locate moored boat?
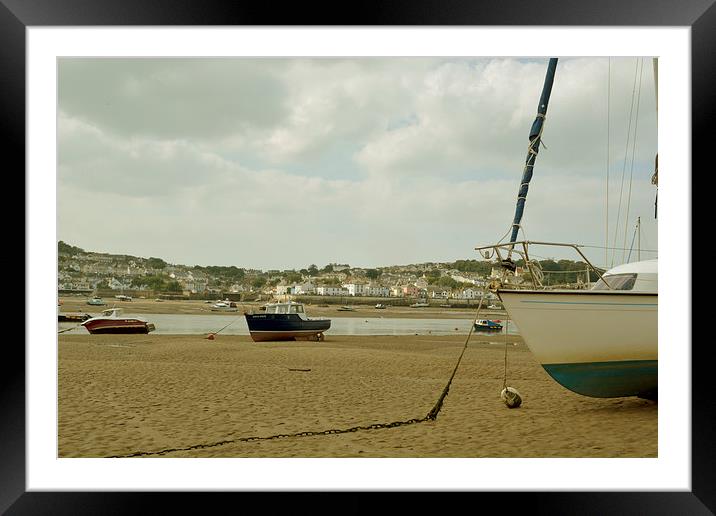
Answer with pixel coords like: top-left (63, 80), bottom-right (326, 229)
top-left (496, 259), bottom-right (657, 399)
top-left (474, 319), bottom-right (503, 331)
top-left (86, 296), bottom-right (106, 306)
top-left (81, 308), bottom-right (156, 334)
top-left (210, 300), bottom-right (238, 312)
top-left (245, 301), bottom-right (330, 342)
top-left (473, 57), bottom-right (658, 400)
top-left (58, 312), bottom-right (92, 323)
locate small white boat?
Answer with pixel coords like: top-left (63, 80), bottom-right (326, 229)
top-left (210, 300), bottom-right (238, 312)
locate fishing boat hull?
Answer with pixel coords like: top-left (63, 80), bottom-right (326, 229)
top-left (245, 313), bottom-right (331, 342)
top-left (498, 289), bottom-right (657, 398)
top-left (81, 319), bottom-right (155, 334)
top-left (474, 323), bottom-right (502, 331)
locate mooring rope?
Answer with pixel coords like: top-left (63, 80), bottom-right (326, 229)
top-left (107, 297), bottom-right (489, 458)
top-left (58, 324), bottom-right (83, 334)
top-left (425, 295), bottom-right (485, 420)
top-left (208, 317), bottom-right (241, 336)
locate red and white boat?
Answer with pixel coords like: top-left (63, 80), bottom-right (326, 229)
top-left (81, 308), bottom-right (156, 334)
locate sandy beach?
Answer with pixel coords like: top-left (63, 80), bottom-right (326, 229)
top-left (58, 332), bottom-right (657, 458)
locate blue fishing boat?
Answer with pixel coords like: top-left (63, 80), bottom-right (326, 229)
top-left (245, 301), bottom-right (331, 342)
top-left (474, 319), bottom-right (503, 331)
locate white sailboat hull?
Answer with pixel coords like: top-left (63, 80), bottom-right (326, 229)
top-left (498, 289), bottom-right (657, 398)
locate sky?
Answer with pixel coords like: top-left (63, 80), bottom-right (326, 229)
top-left (57, 57), bottom-right (658, 271)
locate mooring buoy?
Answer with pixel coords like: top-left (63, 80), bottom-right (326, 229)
top-left (501, 386), bottom-right (522, 408)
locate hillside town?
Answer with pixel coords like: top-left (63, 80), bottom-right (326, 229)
top-left (58, 241), bottom-right (594, 302)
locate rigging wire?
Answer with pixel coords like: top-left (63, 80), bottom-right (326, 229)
top-left (605, 57), bottom-right (611, 270)
top-left (622, 58), bottom-right (644, 263)
top-left (611, 58), bottom-right (640, 268)
top-left (626, 219), bottom-right (639, 263)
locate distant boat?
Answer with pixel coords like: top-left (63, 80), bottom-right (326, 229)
top-left (58, 312), bottom-right (92, 323)
top-left (245, 301), bottom-right (330, 342)
top-left (410, 302), bottom-right (429, 308)
top-left (86, 296), bottom-right (106, 306)
top-left (374, 303), bottom-right (387, 309)
top-left (337, 306), bottom-right (356, 311)
top-left (115, 294), bottom-right (133, 301)
top-left (81, 308), bottom-right (155, 334)
top-left (210, 300), bottom-right (238, 312)
top-left (474, 319), bottom-right (503, 331)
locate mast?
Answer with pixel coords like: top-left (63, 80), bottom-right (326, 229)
top-left (508, 58), bottom-right (559, 247)
top-left (651, 58), bottom-right (658, 218)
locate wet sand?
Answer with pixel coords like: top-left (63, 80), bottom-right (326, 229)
top-left (58, 333), bottom-right (657, 458)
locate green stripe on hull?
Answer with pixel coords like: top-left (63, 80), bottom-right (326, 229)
top-left (542, 360), bottom-right (657, 398)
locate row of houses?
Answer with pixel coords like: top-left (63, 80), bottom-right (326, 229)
top-left (274, 281), bottom-right (492, 300)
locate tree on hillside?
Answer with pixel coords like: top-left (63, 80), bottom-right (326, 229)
top-left (166, 280), bottom-right (182, 292)
top-left (425, 269), bottom-right (441, 283)
top-left (147, 257), bottom-right (167, 269)
top-left (58, 241), bottom-right (84, 256)
top-left (365, 269), bottom-right (382, 280)
top-left (251, 277), bottom-right (267, 289)
top-left (283, 272), bottom-right (303, 284)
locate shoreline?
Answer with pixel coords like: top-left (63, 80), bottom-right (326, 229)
top-left (58, 296), bottom-right (506, 320)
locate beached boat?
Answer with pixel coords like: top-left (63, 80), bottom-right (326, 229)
top-left (245, 301), bottom-right (330, 342)
top-left (410, 301), bottom-right (430, 308)
top-left (497, 258), bottom-right (657, 398)
top-left (474, 319), bottom-right (503, 331)
top-left (210, 300), bottom-right (238, 312)
top-left (475, 57), bottom-right (658, 399)
top-left (58, 312), bottom-right (92, 323)
top-left (86, 296), bottom-right (106, 306)
top-left (81, 308), bottom-right (156, 334)
top-left (375, 303), bottom-right (387, 309)
top-left (337, 305), bottom-right (355, 311)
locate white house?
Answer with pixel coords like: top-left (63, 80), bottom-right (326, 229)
top-left (458, 288), bottom-right (482, 300)
top-left (295, 281), bottom-right (315, 295)
top-left (343, 283), bottom-right (366, 296)
top-left (316, 286), bottom-right (349, 296)
top-left (366, 285), bottom-right (390, 297)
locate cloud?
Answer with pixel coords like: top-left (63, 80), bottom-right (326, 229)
top-left (58, 58), bottom-right (289, 140)
top-left (57, 57), bottom-right (658, 269)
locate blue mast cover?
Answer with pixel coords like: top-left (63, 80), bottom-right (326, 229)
top-left (509, 58), bottom-right (558, 243)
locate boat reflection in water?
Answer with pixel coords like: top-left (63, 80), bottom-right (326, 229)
top-left (244, 301), bottom-right (331, 342)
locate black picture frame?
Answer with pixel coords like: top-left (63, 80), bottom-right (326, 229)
top-left (6, 1), bottom-right (707, 513)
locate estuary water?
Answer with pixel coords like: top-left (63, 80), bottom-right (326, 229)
top-left (58, 313), bottom-right (520, 337)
